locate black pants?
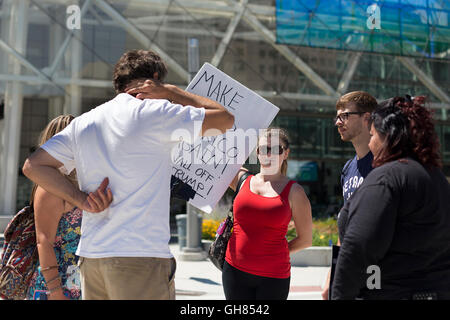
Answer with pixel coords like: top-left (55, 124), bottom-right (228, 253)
top-left (222, 261), bottom-right (290, 300)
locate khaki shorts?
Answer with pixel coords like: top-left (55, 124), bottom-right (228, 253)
top-left (78, 256), bottom-right (176, 300)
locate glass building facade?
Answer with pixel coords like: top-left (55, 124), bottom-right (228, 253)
top-left (276, 0), bottom-right (450, 58)
top-left (0, 0), bottom-right (448, 221)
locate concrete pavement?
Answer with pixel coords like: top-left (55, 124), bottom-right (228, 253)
top-left (171, 244), bottom-right (330, 300)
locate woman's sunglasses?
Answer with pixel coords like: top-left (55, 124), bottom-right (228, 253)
top-left (257, 145), bottom-right (285, 155)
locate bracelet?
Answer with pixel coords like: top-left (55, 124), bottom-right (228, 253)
top-left (46, 275), bottom-right (61, 286)
top-left (39, 265), bottom-right (58, 272)
top-left (48, 285), bottom-right (63, 294)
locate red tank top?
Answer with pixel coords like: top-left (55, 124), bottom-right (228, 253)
top-left (225, 175), bottom-right (295, 278)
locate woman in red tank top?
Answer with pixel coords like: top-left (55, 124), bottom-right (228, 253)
top-left (222, 128), bottom-right (313, 300)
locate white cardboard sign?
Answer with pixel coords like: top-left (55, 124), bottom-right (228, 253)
top-left (171, 63), bottom-right (279, 213)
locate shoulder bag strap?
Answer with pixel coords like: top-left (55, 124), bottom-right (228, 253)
top-left (230, 171), bottom-right (251, 216)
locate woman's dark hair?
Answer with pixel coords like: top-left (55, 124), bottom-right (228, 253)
top-left (370, 95), bottom-right (442, 168)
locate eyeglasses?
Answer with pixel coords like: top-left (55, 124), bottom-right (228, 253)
top-left (257, 145), bottom-right (285, 155)
top-left (334, 112), bottom-right (366, 123)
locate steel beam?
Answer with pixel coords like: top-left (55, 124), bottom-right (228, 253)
top-left (46, 0), bottom-right (92, 77)
top-left (397, 56), bottom-right (450, 104)
top-left (0, 39), bottom-right (53, 84)
top-left (0, 37), bottom-right (67, 95)
top-left (67, 26), bottom-right (83, 115)
top-left (0, 71), bottom-right (448, 112)
top-left (123, 0), bottom-right (275, 22)
top-left (0, 74), bottom-right (111, 87)
top-left (337, 52), bottom-right (362, 94)
top-left (210, 0), bottom-right (247, 67)
top-left (255, 90), bottom-right (337, 104)
top-left (131, 14), bottom-right (207, 24)
top-left (0, 0), bottom-right (29, 215)
top-left (224, 0), bottom-right (338, 97)
top-left (93, 0), bottom-right (190, 83)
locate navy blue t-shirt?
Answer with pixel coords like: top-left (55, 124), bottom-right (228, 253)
top-left (341, 151), bottom-right (373, 203)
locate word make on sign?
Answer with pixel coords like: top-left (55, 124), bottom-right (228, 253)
top-left (190, 69), bottom-right (244, 112)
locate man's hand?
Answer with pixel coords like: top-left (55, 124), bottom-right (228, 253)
top-left (125, 79), bottom-right (171, 100)
top-left (80, 177), bottom-right (113, 213)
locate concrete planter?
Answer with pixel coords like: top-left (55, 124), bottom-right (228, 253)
top-left (201, 241), bottom-right (332, 267)
top-left (290, 246), bottom-right (332, 267)
top-left (291, 247), bottom-right (331, 267)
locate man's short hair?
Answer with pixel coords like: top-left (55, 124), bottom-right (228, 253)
top-left (336, 91), bottom-right (377, 113)
top-left (113, 50), bottom-right (168, 93)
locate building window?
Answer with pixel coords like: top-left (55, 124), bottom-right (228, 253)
top-left (259, 65), bottom-right (266, 74)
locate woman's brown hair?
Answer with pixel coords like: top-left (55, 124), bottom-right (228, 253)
top-left (29, 115), bottom-right (77, 208)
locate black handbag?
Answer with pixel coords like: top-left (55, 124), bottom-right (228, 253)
top-left (208, 171), bottom-right (250, 271)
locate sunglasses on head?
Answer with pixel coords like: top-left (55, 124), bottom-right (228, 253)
top-left (257, 145), bottom-right (285, 155)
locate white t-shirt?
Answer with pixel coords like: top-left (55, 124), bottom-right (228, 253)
top-left (41, 93), bottom-right (205, 258)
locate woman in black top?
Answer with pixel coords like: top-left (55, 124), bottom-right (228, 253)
top-left (332, 96), bottom-right (450, 300)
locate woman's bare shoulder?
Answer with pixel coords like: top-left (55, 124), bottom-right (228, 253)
top-left (34, 186), bottom-right (65, 214)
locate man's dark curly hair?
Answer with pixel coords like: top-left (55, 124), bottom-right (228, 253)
top-left (113, 50), bottom-right (167, 93)
top-left (370, 95), bottom-right (442, 169)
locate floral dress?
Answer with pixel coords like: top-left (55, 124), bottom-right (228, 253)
top-left (27, 207), bottom-right (82, 300)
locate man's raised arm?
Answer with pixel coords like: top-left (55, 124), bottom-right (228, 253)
top-left (126, 79), bottom-right (235, 136)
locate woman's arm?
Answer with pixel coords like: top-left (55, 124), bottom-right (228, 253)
top-left (229, 167), bottom-right (249, 192)
top-left (33, 186), bottom-right (68, 300)
top-left (288, 183), bottom-right (313, 254)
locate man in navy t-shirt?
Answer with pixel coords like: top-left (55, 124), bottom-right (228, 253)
top-left (322, 91), bottom-right (378, 300)
top-left (341, 151), bottom-right (373, 203)
top-left (334, 91), bottom-right (378, 204)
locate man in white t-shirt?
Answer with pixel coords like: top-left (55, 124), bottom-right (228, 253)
top-left (22, 50), bottom-right (234, 300)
